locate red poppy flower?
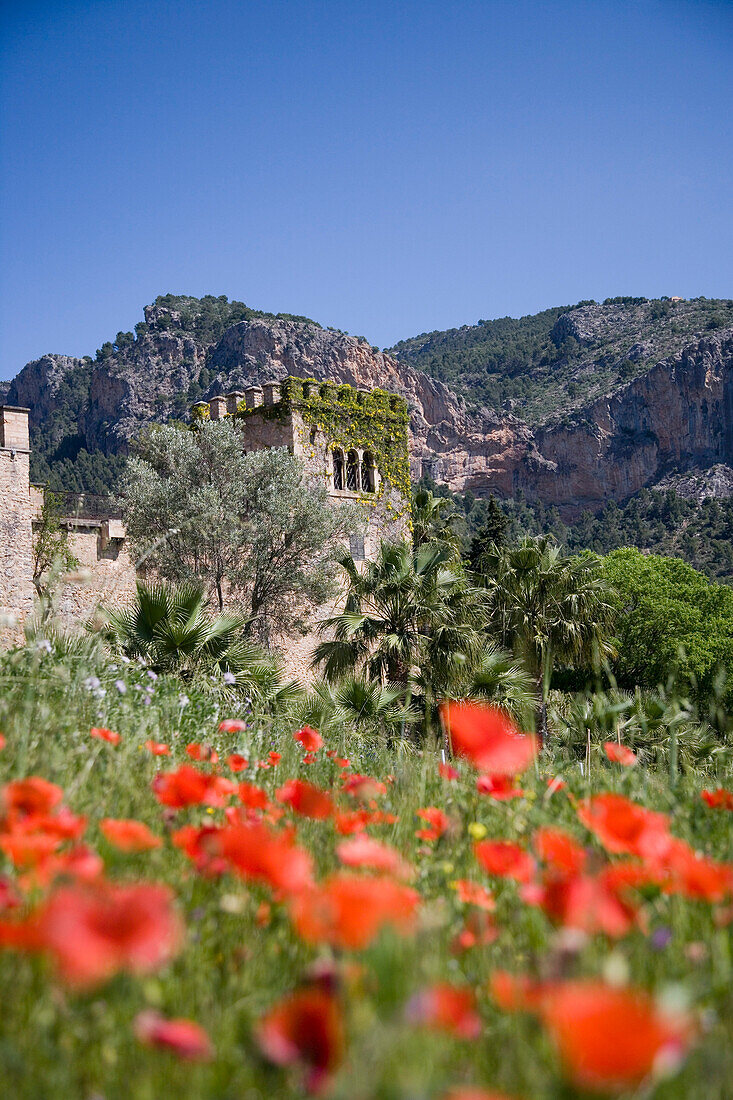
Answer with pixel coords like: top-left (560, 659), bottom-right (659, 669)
top-left (476, 775), bottom-right (523, 800)
top-left (334, 809), bottom-right (395, 835)
top-left (538, 981), bottom-right (693, 1092)
top-left (546, 776), bottom-right (566, 795)
top-left (415, 806), bottom-right (451, 841)
top-left (576, 794), bottom-right (671, 860)
top-left (236, 781), bottom-right (270, 811)
top-left (0, 832), bottom-right (61, 868)
top-left (100, 819), bottom-right (162, 853)
top-left (660, 839), bottom-right (733, 903)
top-left (256, 986), bottom-right (344, 1094)
top-left (144, 740), bottom-right (170, 756)
top-left (134, 1010), bottom-right (213, 1061)
top-left (277, 779), bottom-right (334, 820)
top-left (2, 777), bottom-right (64, 820)
top-left (226, 753), bottom-right (248, 773)
top-left (439, 762), bottom-right (460, 781)
top-left (302, 753), bottom-right (317, 765)
top-left (290, 874), bottom-right (419, 949)
top-left (533, 827), bottom-right (587, 876)
top-left (342, 774), bottom-right (387, 800)
top-left (294, 726), bottom-right (324, 752)
top-left (474, 840), bottom-right (535, 883)
top-left (16, 805), bottom-right (88, 842)
top-left (336, 835), bottom-right (412, 879)
top-left (268, 751), bottom-right (282, 766)
top-left (35, 881), bottom-right (182, 987)
top-left (45, 844), bottom-right (104, 884)
top-left (604, 742), bottom-right (637, 766)
top-left (701, 787), bottom-right (733, 811)
top-left (439, 702), bottom-right (537, 776)
top-left (489, 970), bottom-right (549, 1013)
top-left (0, 734), bottom-right (6, 751)
top-left (407, 983), bottom-right (482, 1039)
top-left (217, 822), bottom-right (314, 895)
top-left (521, 871), bottom-right (640, 938)
top-left (185, 743), bottom-right (218, 764)
top-left (152, 766), bottom-right (215, 809)
top-left (90, 727), bottom-right (120, 746)
top-left (219, 719), bottom-right (247, 733)
top-left (0, 875), bottom-right (21, 911)
top-left (453, 879), bottom-right (496, 910)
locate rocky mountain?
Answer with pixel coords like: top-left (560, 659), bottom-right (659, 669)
top-left (6, 294), bottom-right (733, 521)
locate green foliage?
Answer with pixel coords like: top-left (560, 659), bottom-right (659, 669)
top-left (121, 420), bottom-right (356, 640)
top-left (100, 580), bottom-right (288, 702)
top-left (390, 297), bottom-right (733, 423)
top-left (600, 549), bottom-right (733, 702)
top-left (31, 491), bottom-right (77, 597)
top-left (476, 537), bottom-right (616, 741)
top-left (149, 293), bottom-right (317, 345)
top-left (0, 634), bottom-right (731, 1099)
top-left (411, 487), bottom-right (462, 551)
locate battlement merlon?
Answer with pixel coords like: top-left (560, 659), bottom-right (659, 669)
top-left (189, 377), bottom-right (412, 511)
top-left (0, 406), bottom-right (30, 452)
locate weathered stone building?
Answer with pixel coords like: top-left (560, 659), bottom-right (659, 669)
top-left (0, 379), bottom-right (411, 678)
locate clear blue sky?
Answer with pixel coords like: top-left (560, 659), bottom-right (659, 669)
top-left (1, 0), bottom-right (731, 376)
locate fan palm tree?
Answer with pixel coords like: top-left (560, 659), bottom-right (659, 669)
top-left (295, 676), bottom-right (419, 741)
top-left (411, 487), bottom-right (461, 553)
top-left (479, 537), bottom-right (616, 746)
top-left (312, 540), bottom-right (490, 737)
top-left (100, 580), bottom-right (286, 701)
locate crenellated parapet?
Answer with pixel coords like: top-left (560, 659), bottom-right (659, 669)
top-left (190, 377), bottom-right (411, 555)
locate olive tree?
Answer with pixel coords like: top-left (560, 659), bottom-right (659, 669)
top-left (121, 420), bottom-right (357, 642)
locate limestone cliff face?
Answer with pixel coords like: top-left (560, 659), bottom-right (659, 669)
top-left (517, 329), bottom-right (733, 516)
top-left (7, 299), bottom-right (733, 521)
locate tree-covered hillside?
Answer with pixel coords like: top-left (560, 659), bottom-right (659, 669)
top-left (389, 296), bottom-right (733, 423)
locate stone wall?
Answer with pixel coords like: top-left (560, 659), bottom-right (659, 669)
top-left (0, 408), bottom-right (34, 645)
top-left (53, 521), bottom-right (137, 631)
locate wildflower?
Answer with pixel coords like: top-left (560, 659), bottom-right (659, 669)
top-left (474, 840), bottom-right (535, 883)
top-left (533, 827), bottom-right (587, 876)
top-left (0, 734), bottom-right (5, 751)
top-left (152, 765), bottom-right (214, 808)
top-left (294, 725), bottom-right (324, 752)
top-left (439, 762), bottom-right (460, 781)
top-left (134, 1010), bottom-right (213, 1061)
top-left (277, 779), bottom-right (334, 820)
top-left (336, 835), bottom-right (413, 879)
top-left (222, 671), bottom-right (237, 685)
top-left (538, 981), bottom-right (693, 1092)
top-left (216, 822), bottom-right (314, 895)
top-left (115, 680), bottom-right (127, 694)
top-left (290, 874), bottom-right (418, 949)
top-left (440, 1090), bottom-right (521, 1100)
top-left (451, 909), bottom-right (498, 952)
top-left (90, 727), bottom-right (120, 746)
top-left (701, 787), bottom-right (733, 811)
top-left (237, 781), bottom-right (270, 810)
top-left (144, 740), bottom-right (170, 756)
top-left (546, 776), bottom-right (566, 795)
top-left (227, 753), bottom-right (248, 772)
top-left (576, 794), bottom-right (671, 860)
top-left (476, 775), bottom-right (523, 800)
top-left (342, 774), bottom-right (386, 800)
top-left (219, 719), bottom-right (247, 733)
top-left (256, 986), bottom-right (344, 1094)
top-left (34, 881), bottom-right (182, 987)
top-left (521, 870), bottom-right (640, 938)
top-left (660, 839), bottom-right (733, 903)
top-left (439, 701), bottom-right (537, 776)
top-left (83, 676), bottom-right (101, 691)
top-left (100, 819), bottom-right (162, 852)
top-left (268, 751), bottom-right (282, 766)
top-left (2, 777), bottom-right (64, 821)
top-left (453, 879), bottom-right (495, 911)
top-left (604, 742), bottom-right (637, 766)
top-left (406, 983), bottom-right (482, 1039)
top-left (416, 807), bottom-right (452, 841)
top-left (468, 822), bottom-right (488, 841)
top-left (186, 743), bottom-right (218, 763)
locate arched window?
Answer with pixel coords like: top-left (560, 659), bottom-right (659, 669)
top-left (346, 450), bottom-right (359, 492)
top-left (361, 451), bottom-right (376, 493)
top-left (332, 448), bottom-right (345, 491)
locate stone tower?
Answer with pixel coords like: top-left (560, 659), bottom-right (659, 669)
top-left (0, 406), bottom-right (34, 639)
top-left (192, 376), bottom-right (412, 558)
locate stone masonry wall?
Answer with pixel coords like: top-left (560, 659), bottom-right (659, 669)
top-left (0, 408), bottom-right (34, 645)
top-left (53, 523), bottom-right (137, 632)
